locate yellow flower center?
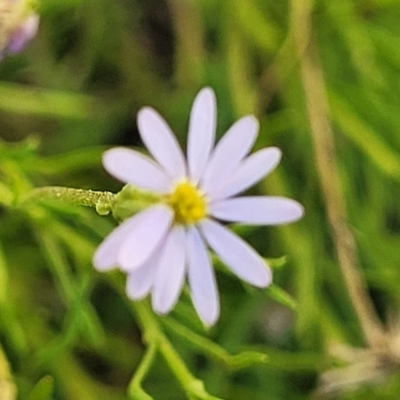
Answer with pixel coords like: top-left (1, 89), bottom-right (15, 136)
top-left (167, 181), bottom-right (207, 225)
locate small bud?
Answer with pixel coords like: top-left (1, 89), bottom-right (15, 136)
top-left (96, 201), bottom-right (112, 216)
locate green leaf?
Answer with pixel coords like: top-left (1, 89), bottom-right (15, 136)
top-left (329, 89), bottom-right (400, 180)
top-left (28, 376), bottom-right (54, 400)
top-left (234, 0), bottom-right (280, 53)
top-left (267, 256), bottom-right (288, 270)
top-left (0, 83), bottom-right (102, 120)
top-left (266, 284), bottom-right (298, 310)
top-left (163, 318), bottom-right (268, 370)
top-left (128, 387), bottom-right (154, 400)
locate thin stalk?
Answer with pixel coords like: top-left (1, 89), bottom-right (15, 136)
top-left (128, 344), bottom-right (157, 400)
top-left (20, 186), bottom-right (115, 215)
top-left (167, 0), bottom-right (204, 88)
top-left (133, 302), bottom-right (224, 400)
top-left (291, 0), bottom-right (386, 349)
top-left (162, 318), bottom-right (267, 369)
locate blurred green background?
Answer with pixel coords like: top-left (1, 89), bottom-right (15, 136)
top-left (2, 0), bottom-right (400, 399)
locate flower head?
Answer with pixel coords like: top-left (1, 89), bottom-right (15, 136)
top-left (94, 88), bottom-right (304, 326)
top-left (0, 0), bottom-right (39, 59)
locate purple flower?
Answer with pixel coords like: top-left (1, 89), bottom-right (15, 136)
top-left (93, 88), bottom-right (304, 326)
top-left (7, 14), bottom-right (39, 54)
top-left (0, 1), bottom-right (39, 59)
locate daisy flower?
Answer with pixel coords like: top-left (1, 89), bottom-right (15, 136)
top-left (93, 87), bottom-right (304, 326)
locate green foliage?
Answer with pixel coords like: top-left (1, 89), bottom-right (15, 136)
top-left (1, 0), bottom-right (400, 399)
top-left (28, 376), bottom-right (54, 400)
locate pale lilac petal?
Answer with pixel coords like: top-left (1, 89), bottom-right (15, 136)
top-left (210, 147), bottom-right (282, 201)
top-left (138, 107), bottom-right (186, 180)
top-left (152, 226), bottom-right (186, 314)
top-left (186, 226), bottom-right (220, 326)
top-left (103, 148), bottom-right (171, 192)
top-left (187, 88), bottom-right (217, 184)
top-left (126, 251), bottom-right (160, 300)
top-left (201, 116), bottom-right (259, 194)
top-left (200, 219), bottom-right (271, 287)
top-left (8, 14), bottom-right (39, 54)
top-left (209, 196), bottom-right (304, 225)
top-left (118, 205), bottom-right (173, 271)
top-left (93, 216), bottom-right (141, 271)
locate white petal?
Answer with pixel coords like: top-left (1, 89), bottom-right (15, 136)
top-left (201, 116), bottom-right (259, 195)
top-left (210, 147), bottom-right (282, 201)
top-left (138, 107), bottom-right (186, 180)
top-left (200, 219), bottom-right (271, 287)
top-left (152, 226), bottom-right (186, 314)
top-left (209, 196), bottom-right (304, 225)
top-left (103, 148), bottom-right (171, 192)
top-left (186, 226), bottom-right (220, 326)
top-left (93, 216), bottom-right (141, 271)
top-left (187, 87), bottom-right (217, 184)
top-left (118, 205), bottom-right (173, 271)
top-left (126, 251), bottom-right (160, 300)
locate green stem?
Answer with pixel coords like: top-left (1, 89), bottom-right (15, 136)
top-left (167, 0), bottom-right (204, 88)
top-left (0, 182), bottom-right (13, 207)
top-left (20, 186), bottom-right (115, 215)
top-left (133, 302), bottom-right (224, 400)
top-left (162, 319), bottom-right (267, 369)
top-left (128, 344), bottom-right (157, 400)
